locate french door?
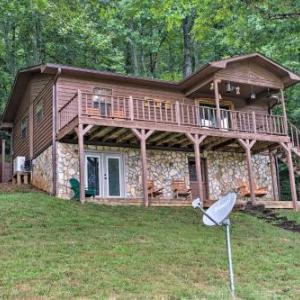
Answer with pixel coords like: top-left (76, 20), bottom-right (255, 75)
top-left (85, 153), bottom-right (124, 197)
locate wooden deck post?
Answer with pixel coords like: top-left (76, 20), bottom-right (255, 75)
top-left (75, 124), bottom-right (93, 203)
top-left (280, 142), bottom-right (298, 211)
top-left (213, 79), bottom-right (222, 129)
top-left (132, 129), bottom-right (154, 207)
top-left (280, 89), bottom-right (288, 134)
top-left (269, 150), bottom-right (279, 201)
top-left (238, 139), bottom-right (256, 204)
top-left (77, 124), bottom-right (85, 203)
top-left (186, 133), bottom-right (207, 202)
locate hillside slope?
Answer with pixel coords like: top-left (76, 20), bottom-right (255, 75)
top-left (0, 193), bottom-right (299, 299)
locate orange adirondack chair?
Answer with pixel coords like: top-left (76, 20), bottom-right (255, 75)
top-left (172, 179), bottom-right (192, 200)
top-left (147, 180), bottom-right (164, 198)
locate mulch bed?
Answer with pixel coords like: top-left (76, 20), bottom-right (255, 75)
top-left (243, 202), bottom-right (300, 233)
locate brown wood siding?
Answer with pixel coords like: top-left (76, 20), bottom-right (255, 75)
top-left (13, 83), bottom-right (30, 158)
top-left (215, 61), bottom-right (283, 89)
top-left (12, 74), bottom-right (54, 159)
top-left (57, 75), bottom-right (185, 111)
top-left (31, 74), bottom-right (54, 157)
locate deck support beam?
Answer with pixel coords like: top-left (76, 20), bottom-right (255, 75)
top-left (213, 79), bottom-right (222, 129)
top-left (132, 129), bottom-right (154, 207)
top-left (238, 139), bottom-right (256, 204)
top-left (186, 133), bottom-right (207, 201)
top-left (280, 142), bottom-right (298, 211)
top-left (75, 124), bottom-right (94, 203)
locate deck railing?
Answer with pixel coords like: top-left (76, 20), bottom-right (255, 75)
top-left (58, 92), bottom-right (79, 129)
top-left (57, 91), bottom-right (287, 136)
top-left (288, 121), bottom-right (300, 150)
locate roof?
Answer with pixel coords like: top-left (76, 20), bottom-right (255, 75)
top-left (2, 52), bottom-right (300, 122)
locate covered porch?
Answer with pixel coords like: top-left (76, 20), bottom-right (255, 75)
top-left (57, 123), bottom-right (297, 209)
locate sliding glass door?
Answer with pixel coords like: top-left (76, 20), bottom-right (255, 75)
top-left (85, 153), bottom-right (124, 198)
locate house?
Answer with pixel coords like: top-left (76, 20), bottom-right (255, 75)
top-left (1, 53), bottom-right (300, 209)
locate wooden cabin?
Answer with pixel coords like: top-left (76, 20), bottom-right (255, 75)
top-left (1, 53), bottom-right (300, 209)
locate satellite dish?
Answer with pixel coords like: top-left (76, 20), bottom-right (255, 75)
top-left (203, 192), bottom-right (236, 226)
top-left (192, 192), bottom-right (237, 296)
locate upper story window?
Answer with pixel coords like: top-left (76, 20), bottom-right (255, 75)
top-left (35, 101), bottom-right (43, 122)
top-left (92, 87), bottom-right (112, 108)
top-left (20, 117), bottom-right (28, 138)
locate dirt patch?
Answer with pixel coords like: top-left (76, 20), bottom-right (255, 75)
top-left (0, 183), bottom-right (38, 193)
top-left (243, 202), bottom-right (300, 233)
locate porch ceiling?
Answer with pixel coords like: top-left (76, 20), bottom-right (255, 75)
top-left (61, 125), bottom-right (277, 154)
top-left (188, 80), bottom-right (279, 102)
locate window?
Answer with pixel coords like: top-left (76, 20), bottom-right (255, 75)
top-left (92, 87), bottom-right (112, 115)
top-left (197, 99), bottom-right (234, 129)
top-left (21, 117), bottom-right (28, 138)
top-left (35, 101), bottom-right (43, 122)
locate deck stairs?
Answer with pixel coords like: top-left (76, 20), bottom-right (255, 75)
top-left (274, 120), bottom-right (300, 181)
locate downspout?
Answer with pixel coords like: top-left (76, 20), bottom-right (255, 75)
top-left (52, 68), bottom-right (62, 196)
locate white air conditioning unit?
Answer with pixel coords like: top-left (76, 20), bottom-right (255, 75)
top-left (13, 156), bottom-right (26, 173)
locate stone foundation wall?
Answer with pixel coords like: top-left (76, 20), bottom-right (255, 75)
top-left (56, 142), bottom-right (190, 199)
top-left (31, 146), bottom-right (53, 193)
top-left (55, 142), bottom-right (274, 200)
top-left (206, 151), bottom-right (273, 200)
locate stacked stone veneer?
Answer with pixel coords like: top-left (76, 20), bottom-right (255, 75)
top-left (31, 146), bottom-right (53, 193)
top-left (54, 142), bottom-right (273, 201)
top-left (206, 151), bottom-right (273, 200)
top-left (56, 142), bottom-right (190, 199)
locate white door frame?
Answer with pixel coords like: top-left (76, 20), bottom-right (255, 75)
top-left (104, 153), bottom-right (124, 198)
top-left (85, 152), bottom-right (125, 198)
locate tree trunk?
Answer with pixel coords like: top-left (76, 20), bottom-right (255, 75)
top-left (182, 9), bottom-right (196, 78)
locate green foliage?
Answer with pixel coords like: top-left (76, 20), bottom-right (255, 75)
top-left (0, 1), bottom-right (299, 112)
top-left (0, 192), bottom-right (300, 298)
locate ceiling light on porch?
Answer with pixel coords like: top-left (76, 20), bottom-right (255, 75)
top-left (225, 82), bottom-right (232, 93)
top-left (210, 82), bottom-right (214, 90)
top-left (250, 86), bottom-right (256, 100)
top-left (235, 86), bottom-right (240, 95)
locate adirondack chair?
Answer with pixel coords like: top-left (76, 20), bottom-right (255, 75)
top-left (69, 178), bottom-right (96, 199)
top-left (238, 181), bottom-right (268, 198)
top-left (172, 179), bottom-right (192, 200)
top-left (147, 180), bottom-right (164, 198)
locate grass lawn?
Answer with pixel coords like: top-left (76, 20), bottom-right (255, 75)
top-left (277, 210), bottom-right (300, 224)
top-left (0, 193), bottom-right (299, 299)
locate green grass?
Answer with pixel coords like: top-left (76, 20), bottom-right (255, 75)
top-left (277, 209), bottom-right (300, 224)
top-left (0, 193), bottom-right (299, 299)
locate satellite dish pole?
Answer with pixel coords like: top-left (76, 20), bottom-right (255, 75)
top-left (192, 192), bottom-right (237, 296)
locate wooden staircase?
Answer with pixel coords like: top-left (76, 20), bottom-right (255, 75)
top-left (274, 121), bottom-right (300, 201)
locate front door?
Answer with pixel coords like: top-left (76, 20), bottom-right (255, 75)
top-left (188, 157), bottom-right (208, 200)
top-left (85, 153), bottom-right (124, 197)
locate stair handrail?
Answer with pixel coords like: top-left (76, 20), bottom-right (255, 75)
top-left (288, 120), bottom-right (300, 150)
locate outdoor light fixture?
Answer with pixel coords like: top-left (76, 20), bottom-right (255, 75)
top-left (250, 86), bottom-right (256, 100)
top-left (225, 82), bottom-right (232, 93)
top-left (226, 82), bottom-right (240, 96)
top-left (210, 82), bottom-right (214, 90)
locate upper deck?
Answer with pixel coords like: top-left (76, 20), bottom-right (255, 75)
top-left (57, 89), bottom-right (288, 145)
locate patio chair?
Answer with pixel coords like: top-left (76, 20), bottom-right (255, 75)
top-left (147, 180), bottom-right (164, 198)
top-left (237, 181), bottom-right (267, 198)
top-left (172, 179), bottom-right (192, 200)
top-left (69, 178), bottom-right (96, 200)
